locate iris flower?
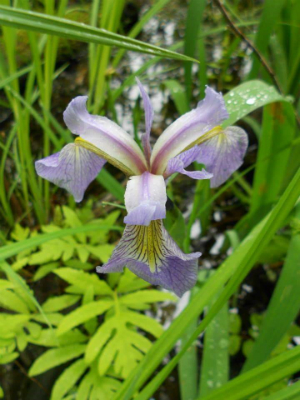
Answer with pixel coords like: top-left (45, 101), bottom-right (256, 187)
top-left (35, 80), bottom-right (248, 296)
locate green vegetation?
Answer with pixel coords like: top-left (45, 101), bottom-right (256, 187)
top-left (0, 0), bottom-right (299, 399)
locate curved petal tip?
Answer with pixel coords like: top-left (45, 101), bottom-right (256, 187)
top-left (98, 220), bottom-right (201, 297)
top-left (35, 143), bottom-right (106, 202)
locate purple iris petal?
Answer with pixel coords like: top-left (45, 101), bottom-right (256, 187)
top-left (124, 172), bottom-right (167, 226)
top-left (196, 126), bottom-right (248, 187)
top-left (196, 86), bottom-right (229, 124)
top-left (136, 78), bottom-right (154, 164)
top-left (97, 221), bottom-right (201, 297)
top-left (124, 202), bottom-right (166, 226)
top-left (165, 146), bottom-right (213, 180)
top-left (63, 96), bottom-right (147, 175)
top-left (35, 143), bottom-right (106, 202)
top-left (150, 86), bottom-right (229, 175)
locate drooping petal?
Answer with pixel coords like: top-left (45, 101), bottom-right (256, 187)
top-left (150, 86), bottom-right (229, 174)
top-left (124, 172), bottom-right (167, 226)
top-left (195, 126), bottom-right (248, 187)
top-left (63, 96), bottom-right (147, 175)
top-left (35, 143), bottom-right (105, 202)
top-left (97, 220), bottom-right (201, 297)
top-left (165, 145), bottom-right (213, 180)
top-left (136, 78), bottom-right (154, 164)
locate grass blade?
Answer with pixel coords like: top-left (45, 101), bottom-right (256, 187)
top-left (112, 0), bottom-right (172, 68)
top-left (250, 102), bottom-right (295, 226)
top-left (184, 0), bottom-right (206, 101)
top-left (96, 169), bottom-right (125, 202)
top-left (198, 303), bottom-right (229, 397)
top-left (0, 6), bottom-right (197, 62)
top-left (163, 80), bottom-right (189, 114)
top-left (263, 380), bottom-right (300, 400)
top-left (198, 345), bottom-right (300, 400)
top-left (248, 0), bottom-right (286, 80)
top-left (178, 289), bottom-right (200, 400)
top-left (242, 204), bottom-right (300, 372)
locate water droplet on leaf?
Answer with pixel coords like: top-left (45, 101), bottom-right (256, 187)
top-left (246, 97), bottom-right (256, 105)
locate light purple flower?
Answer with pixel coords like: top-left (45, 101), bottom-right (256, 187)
top-left (35, 144), bottom-right (106, 202)
top-left (97, 221), bottom-right (201, 297)
top-left (35, 81), bottom-right (248, 296)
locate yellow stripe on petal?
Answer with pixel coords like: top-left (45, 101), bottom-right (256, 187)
top-left (64, 96), bottom-right (148, 175)
top-left (150, 87), bottom-right (228, 174)
top-left (125, 221), bottom-right (165, 273)
top-left (98, 219), bottom-right (202, 296)
top-left (75, 137), bottom-right (136, 176)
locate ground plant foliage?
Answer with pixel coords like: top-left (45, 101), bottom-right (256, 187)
top-left (0, 0), bottom-right (300, 399)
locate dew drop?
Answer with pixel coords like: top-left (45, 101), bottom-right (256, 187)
top-left (246, 97), bottom-right (256, 105)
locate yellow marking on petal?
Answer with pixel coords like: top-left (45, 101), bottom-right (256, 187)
top-left (131, 221), bottom-right (165, 273)
top-left (75, 137), bottom-right (135, 176)
top-left (182, 125), bottom-right (224, 153)
top-left (147, 222), bottom-right (156, 272)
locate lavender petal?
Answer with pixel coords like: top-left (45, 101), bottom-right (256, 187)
top-left (136, 78), bottom-right (154, 163)
top-left (63, 96), bottom-right (147, 175)
top-left (165, 146), bottom-right (213, 180)
top-left (124, 172), bottom-right (167, 226)
top-left (97, 220), bottom-right (201, 297)
top-left (151, 86), bottom-right (229, 175)
top-left (196, 126), bottom-right (248, 187)
top-left (35, 143), bottom-right (106, 202)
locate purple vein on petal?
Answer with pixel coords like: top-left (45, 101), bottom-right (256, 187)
top-left (97, 220), bottom-right (201, 297)
top-left (35, 143), bottom-right (106, 202)
top-left (150, 87), bottom-right (229, 175)
top-left (124, 172), bottom-right (167, 226)
top-left (63, 96), bottom-right (148, 175)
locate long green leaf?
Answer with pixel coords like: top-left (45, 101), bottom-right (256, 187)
top-left (113, 166), bottom-right (300, 400)
top-left (164, 79), bottom-right (189, 114)
top-left (243, 205), bottom-right (300, 372)
top-left (0, 6), bottom-right (196, 62)
top-left (198, 303), bottom-right (229, 397)
top-left (198, 345), bottom-right (300, 400)
top-left (250, 102), bottom-right (295, 221)
top-left (223, 80), bottom-right (288, 128)
top-left (184, 0), bottom-right (206, 101)
top-left (248, 0), bottom-right (287, 80)
top-left (264, 380), bottom-right (300, 400)
top-left (112, 0), bottom-right (172, 67)
top-left (178, 288), bottom-right (200, 400)
top-left (0, 64), bottom-right (32, 90)
top-left (96, 169), bottom-right (125, 202)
